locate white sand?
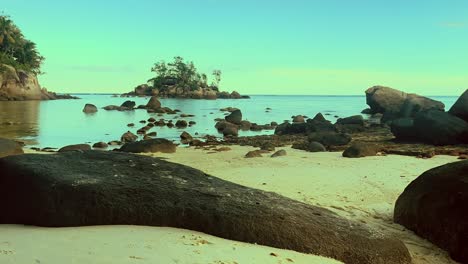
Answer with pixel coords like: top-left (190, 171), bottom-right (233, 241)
top-left (5, 146), bottom-right (461, 264)
top-left (150, 146), bottom-right (460, 264)
top-left (0, 225), bottom-right (340, 264)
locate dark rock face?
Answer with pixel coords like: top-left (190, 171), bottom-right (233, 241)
top-left (394, 160), bottom-right (468, 263)
top-left (58, 144), bottom-right (91, 152)
top-left (121, 131), bottom-right (138, 143)
top-left (342, 143), bottom-right (379, 158)
top-left (391, 110), bottom-right (468, 145)
top-left (413, 110), bottom-right (468, 145)
top-left (83, 104), bottom-right (98, 113)
top-left (119, 139), bottom-right (176, 153)
top-left (449, 89), bottom-right (468, 122)
top-left (120, 100), bottom-right (136, 109)
top-left (0, 151), bottom-right (411, 264)
top-left (0, 138), bottom-right (23, 158)
top-left (225, 110), bottom-right (242, 125)
top-left (365, 86), bottom-right (444, 118)
top-left (308, 132), bottom-right (352, 147)
top-left (390, 118), bottom-right (417, 141)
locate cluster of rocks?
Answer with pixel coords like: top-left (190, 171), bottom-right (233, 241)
top-left (124, 84), bottom-right (250, 100)
top-left (215, 109), bottom-right (277, 137)
top-left (390, 89), bottom-right (468, 145)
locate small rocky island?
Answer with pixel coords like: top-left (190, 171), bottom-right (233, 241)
top-left (0, 16), bottom-right (76, 101)
top-left (123, 56), bottom-right (249, 99)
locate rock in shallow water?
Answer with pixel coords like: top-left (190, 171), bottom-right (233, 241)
top-left (119, 138), bottom-right (176, 153)
top-left (0, 151), bottom-right (411, 264)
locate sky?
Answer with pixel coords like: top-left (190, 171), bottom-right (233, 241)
top-left (2, 0), bottom-right (467, 95)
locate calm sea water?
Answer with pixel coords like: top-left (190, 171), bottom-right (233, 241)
top-left (0, 95), bottom-right (458, 148)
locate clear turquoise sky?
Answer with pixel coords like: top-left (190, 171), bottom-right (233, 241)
top-left (3, 0), bottom-right (467, 95)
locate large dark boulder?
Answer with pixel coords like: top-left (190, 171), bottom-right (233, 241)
top-left (413, 110), bottom-right (468, 145)
top-left (225, 110), bottom-right (242, 125)
top-left (308, 132), bottom-right (352, 147)
top-left (0, 138), bottom-right (23, 158)
top-left (119, 139), bottom-right (176, 153)
top-left (120, 100), bottom-right (136, 109)
top-left (365, 86), bottom-right (444, 117)
top-left (394, 160), bottom-right (468, 263)
top-left (0, 151), bottom-right (411, 264)
top-left (449, 89), bottom-right (468, 122)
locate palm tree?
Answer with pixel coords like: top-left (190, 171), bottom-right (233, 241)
top-left (0, 16), bottom-right (22, 56)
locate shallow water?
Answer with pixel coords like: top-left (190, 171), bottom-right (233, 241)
top-left (0, 94), bottom-right (458, 148)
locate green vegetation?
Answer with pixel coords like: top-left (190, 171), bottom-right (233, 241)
top-left (148, 56), bottom-right (221, 93)
top-left (0, 15), bottom-right (44, 74)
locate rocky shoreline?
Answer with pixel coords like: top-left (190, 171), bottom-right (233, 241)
top-left (1, 86), bottom-right (467, 263)
top-left (0, 64), bottom-right (78, 101)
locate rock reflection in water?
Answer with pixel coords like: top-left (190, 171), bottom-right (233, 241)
top-left (0, 100), bottom-right (40, 145)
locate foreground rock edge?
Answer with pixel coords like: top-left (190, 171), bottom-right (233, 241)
top-left (0, 151), bottom-right (411, 264)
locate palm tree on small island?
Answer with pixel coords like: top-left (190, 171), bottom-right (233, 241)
top-left (148, 56), bottom-right (222, 95)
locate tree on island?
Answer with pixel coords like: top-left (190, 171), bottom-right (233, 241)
top-left (0, 15), bottom-right (44, 74)
top-left (148, 56), bottom-right (222, 94)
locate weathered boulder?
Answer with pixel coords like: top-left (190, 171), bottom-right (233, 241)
top-left (58, 144), bottom-right (91, 152)
top-left (308, 132), bottom-right (352, 147)
top-left (342, 143), bottom-right (379, 158)
top-left (146, 96), bottom-right (161, 109)
top-left (119, 139), bottom-right (176, 153)
top-left (293, 115), bottom-right (305, 123)
top-left (120, 100), bottom-right (136, 109)
top-left (121, 131), bottom-right (138, 143)
top-left (0, 151), bottom-right (411, 264)
top-left (336, 115), bottom-right (364, 126)
top-left (175, 120), bottom-right (188, 128)
top-left (223, 125), bottom-right (239, 137)
top-left (293, 141), bottom-right (327, 152)
top-left (413, 110), bottom-right (468, 145)
top-left (245, 150), bottom-right (264, 158)
top-left (92, 142), bottom-right (108, 149)
top-left (240, 120), bottom-right (251, 130)
top-left (365, 86), bottom-right (444, 117)
top-left (230, 91), bottom-right (241, 99)
top-left (225, 110), bottom-right (242, 125)
top-left (180, 131), bottom-right (193, 144)
top-left (103, 105), bottom-right (119, 111)
top-left (82, 104), bottom-right (98, 113)
top-left (0, 138), bottom-right (23, 158)
top-left (394, 160), bottom-right (468, 263)
top-left (0, 64), bottom-right (42, 100)
top-left (274, 117), bottom-right (336, 136)
top-left (449, 89), bottom-right (468, 122)
top-left (271, 149), bottom-right (287, 157)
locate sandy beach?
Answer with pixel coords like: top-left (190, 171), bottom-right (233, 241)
top-left (1, 146), bottom-right (460, 264)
